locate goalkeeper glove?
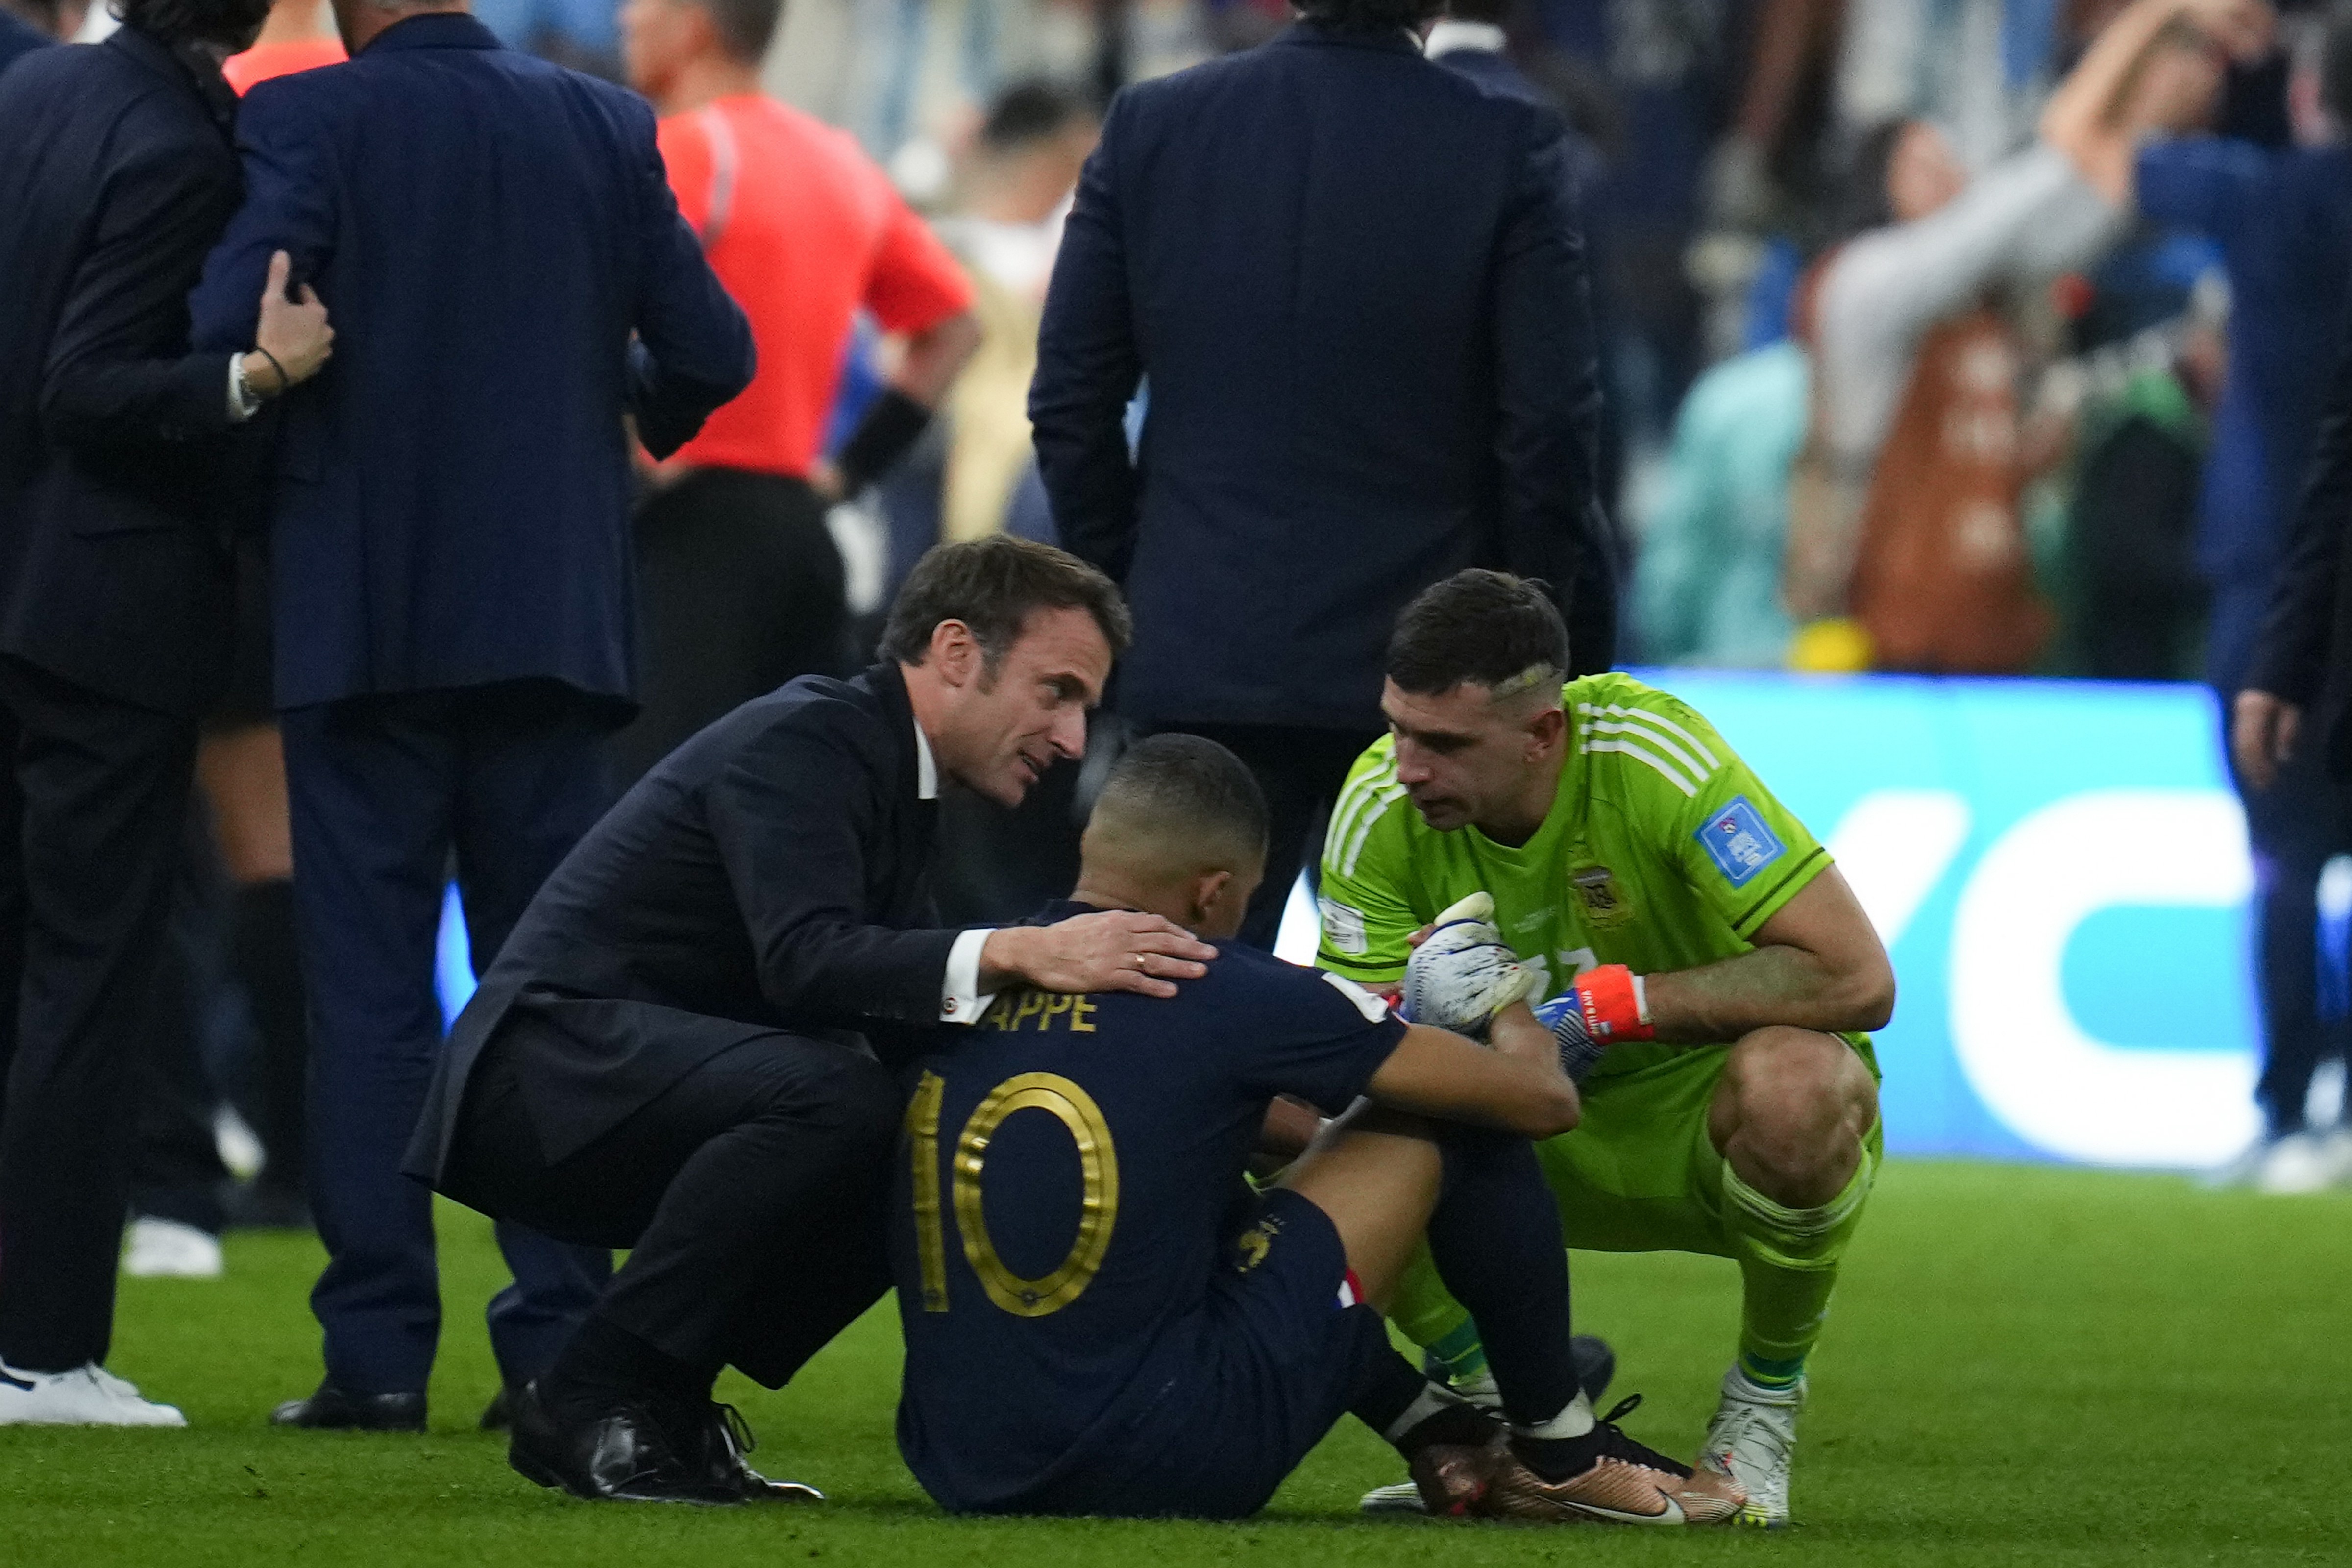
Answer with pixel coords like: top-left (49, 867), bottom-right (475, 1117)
top-left (1531, 964), bottom-right (1653, 1083)
top-left (1399, 891), bottom-right (1536, 1036)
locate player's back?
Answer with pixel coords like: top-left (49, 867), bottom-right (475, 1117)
top-left (889, 902), bottom-right (1398, 1514)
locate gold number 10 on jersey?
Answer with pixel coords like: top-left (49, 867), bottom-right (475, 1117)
top-left (905, 1069), bottom-right (1120, 1317)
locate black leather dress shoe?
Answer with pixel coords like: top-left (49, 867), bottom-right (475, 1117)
top-left (687, 1402), bottom-right (822, 1504)
top-left (506, 1381), bottom-right (735, 1504)
top-left (271, 1382), bottom-right (426, 1432)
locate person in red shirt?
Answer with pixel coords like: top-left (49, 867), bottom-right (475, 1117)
top-left (615, 0), bottom-right (980, 782)
top-left (222, 0), bottom-right (343, 94)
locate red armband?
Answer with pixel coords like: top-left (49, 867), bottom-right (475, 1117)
top-left (1575, 964), bottom-right (1654, 1043)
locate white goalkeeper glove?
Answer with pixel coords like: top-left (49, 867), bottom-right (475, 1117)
top-left (1399, 891), bottom-right (1537, 1037)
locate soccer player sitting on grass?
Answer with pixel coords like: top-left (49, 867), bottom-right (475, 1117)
top-left (1323, 571), bottom-right (1895, 1527)
top-left (888, 734), bottom-right (1744, 1523)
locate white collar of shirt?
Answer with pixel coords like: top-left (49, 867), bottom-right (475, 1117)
top-left (914, 719), bottom-right (939, 801)
top-left (1424, 19), bottom-right (1506, 56)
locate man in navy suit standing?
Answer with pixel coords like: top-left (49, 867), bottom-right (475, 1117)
top-left (190, 0), bottom-right (753, 1431)
top-left (0, 0), bottom-right (333, 1428)
top-left (1031, 0), bottom-right (1615, 953)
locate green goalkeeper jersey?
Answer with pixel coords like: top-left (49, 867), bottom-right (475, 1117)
top-left (1315, 672), bottom-right (1843, 1079)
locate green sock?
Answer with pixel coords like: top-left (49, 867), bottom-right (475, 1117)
top-left (1721, 1139), bottom-right (1875, 1383)
top-left (1388, 1241), bottom-right (1486, 1377)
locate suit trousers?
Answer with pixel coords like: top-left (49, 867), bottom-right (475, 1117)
top-left (609, 469), bottom-right (849, 786)
top-left (2218, 688), bottom-right (2352, 1138)
top-left (444, 1014), bottom-right (900, 1389)
top-left (281, 684), bottom-right (617, 1395)
top-left (0, 655), bottom-right (198, 1371)
top-left (1154, 723), bottom-right (1384, 951)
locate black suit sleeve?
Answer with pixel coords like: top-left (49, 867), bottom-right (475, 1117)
top-left (1030, 98), bottom-right (1143, 584)
top-left (624, 98), bottom-right (756, 461)
top-left (41, 143), bottom-right (238, 451)
top-left (1492, 112), bottom-right (1615, 672)
top-left (2249, 293), bottom-right (2352, 706)
top-left (705, 720), bottom-right (963, 1029)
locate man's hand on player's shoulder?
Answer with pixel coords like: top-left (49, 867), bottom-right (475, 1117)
top-left (979, 911), bottom-right (1217, 1000)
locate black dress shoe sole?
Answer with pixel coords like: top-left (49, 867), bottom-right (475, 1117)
top-left (508, 1443), bottom-right (740, 1505)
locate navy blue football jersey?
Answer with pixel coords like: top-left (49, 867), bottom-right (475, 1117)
top-left (890, 901), bottom-right (1406, 1512)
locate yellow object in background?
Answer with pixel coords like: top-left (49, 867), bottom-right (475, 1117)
top-left (1788, 617), bottom-right (1874, 673)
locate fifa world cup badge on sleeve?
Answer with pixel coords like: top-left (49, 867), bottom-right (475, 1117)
top-left (1320, 896), bottom-right (1368, 957)
top-left (1695, 796), bottom-right (1784, 887)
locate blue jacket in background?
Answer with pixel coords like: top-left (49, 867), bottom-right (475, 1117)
top-left (1031, 24), bottom-right (1610, 731)
top-left (188, 13), bottom-right (752, 711)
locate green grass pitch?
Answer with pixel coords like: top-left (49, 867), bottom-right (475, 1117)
top-left (6, 1160), bottom-right (2348, 1566)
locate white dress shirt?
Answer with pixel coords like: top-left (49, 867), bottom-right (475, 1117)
top-left (920, 721), bottom-right (999, 1024)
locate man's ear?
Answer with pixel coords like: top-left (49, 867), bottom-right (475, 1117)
top-left (1526, 705), bottom-right (1567, 758)
top-left (1188, 868), bottom-right (1234, 929)
top-left (928, 619), bottom-right (981, 690)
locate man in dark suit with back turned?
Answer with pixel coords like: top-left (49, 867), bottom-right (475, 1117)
top-left (1031, 0), bottom-right (1615, 953)
top-left (2242, 298), bottom-right (2352, 1192)
top-left (188, 0), bottom-right (754, 1432)
top-left (0, 0), bottom-right (334, 1424)
top-left (405, 537), bottom-right (1220, 1502)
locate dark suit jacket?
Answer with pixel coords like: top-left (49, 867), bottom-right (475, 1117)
top-left (187, 12), bottom-right (753, 712)
top-left (1030, 22), bottom-right (1611, 732)
top-left (405, 663), bottom-right (967, 1186)
top-left (0, 12), bottom-right (50, 77)
top-left (0, 28), bottom-right (244, 716)
top-left (2250, 297), bottom-right (2352, 777)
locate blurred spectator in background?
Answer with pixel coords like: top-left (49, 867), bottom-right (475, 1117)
top-left (2055, 283), bottom-right (2219, 680)
top-left (0, 0), bottom-right (331, 1426)
top-left (223, 0), bottom-right (343, 87)
top-left (2060, 0), bottom-right (2352, 1188)
top-left (935, 80), bottom-right (1096, 551)
top-left (1634, 335), bottom-right (1807, 668)
top-left (189, 0), bottom-right (752, 1431)
top-left (1784, 3), bottom-right (2224, 674)
top-left (611, 0), bottom-right (979, 786)
top-left (1033, 0), bottom-right (1613, 950)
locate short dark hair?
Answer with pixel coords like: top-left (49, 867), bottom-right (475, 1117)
top-left (693, 0), bottom-right (781, 64)
top-left (1295, 0), bottom-right (1444, 35)
top-left (1385, 570), bottom-right (1568, 697)
top-left (979, 80), bottom-right (1095, 155)
top-left (115, 0), bottom-right (270, 48)
top-left (881, 536), bottom-right (1131, 670)
top-left (1094, 733), bottom-right (1270, 860)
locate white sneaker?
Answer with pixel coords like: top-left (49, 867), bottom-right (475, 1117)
top-left (1694, 1365), bottom-right (1800, 1528)
top-left (0, 1361), bottom-right (186, 1426)
top-left (2255, 1132), bottom-right (2343, 1195)
top-left (122, 1217), bottom-right (224, 1279)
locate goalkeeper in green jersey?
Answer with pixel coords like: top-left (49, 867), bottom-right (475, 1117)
top-left (1317, 571), bottom-right (1893, 1528)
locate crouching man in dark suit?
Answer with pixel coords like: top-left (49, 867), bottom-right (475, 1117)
top-left (405, 537), bottom-right (1220, 1503)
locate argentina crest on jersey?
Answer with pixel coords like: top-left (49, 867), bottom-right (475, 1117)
top-left (1694, 795), bottom-right (1783, 887)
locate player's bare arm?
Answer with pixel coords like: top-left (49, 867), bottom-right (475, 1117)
top-left (1642, 868), bottom-right (1894, 1044)
top-left (1363, 1009), bottom-right (1579, 1140)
